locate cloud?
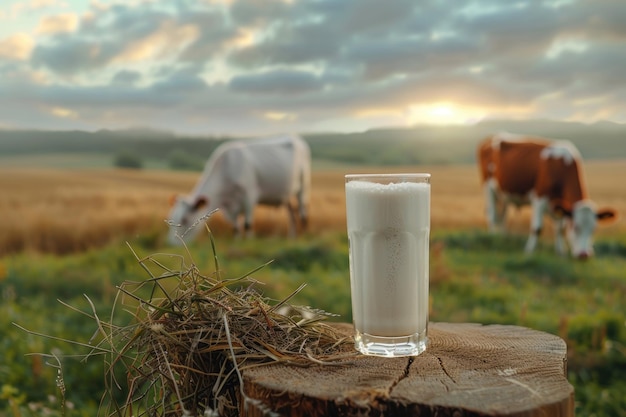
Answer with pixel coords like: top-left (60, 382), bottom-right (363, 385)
top-left (345, 36), bottom-right (481, 80)
top-left (229, 69), bottom-right (323, 95)
top-left (111, 69), bottom-right (142, 85)
top-left (227, 21), bottom-right (343, 69)
top-left (36, 13), bottom-right (78, 34)
top-left (558, 0), bottom-right (626, 41)
top-left (31, 4), bottom-right (180, 75)
top-left (531, 42), bottom-right (626, 98)
top-left (177, 12), bottom-right (238, 62)
top-left (0, 33), bottom-right (34, 60)
top-left (114, 20), bottom-right (200, 63)
top-left (229, 0), bottom-right (291, 27)
top-left (457, 2), bottom-right (560, 53)
top-left (150, 68), bottom-right (209, 95)
top-left (1, 0), bottom-right (625, 135)
top-left (31, 36), bottom-right (117, 75)
top-left (227, 0), bottom-right (426, 71)
top-left (10, 0), bottom-right (66, 17)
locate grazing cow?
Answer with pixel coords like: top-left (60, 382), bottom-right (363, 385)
top-left (477, 132), bottom-right (616, 259)
top-left (167, 134), bottom-right (311, 245)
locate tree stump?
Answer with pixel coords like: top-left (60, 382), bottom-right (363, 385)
top-left (241, 322), bottom-right (574, 417)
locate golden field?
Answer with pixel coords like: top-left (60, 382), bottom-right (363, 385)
top-left (1, 160), bottom-right (625, 255)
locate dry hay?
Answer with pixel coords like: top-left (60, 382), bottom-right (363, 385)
top-left (77, 226), bottom-right (355, 416)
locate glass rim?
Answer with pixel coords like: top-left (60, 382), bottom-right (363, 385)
top-left (345, 173), bottom-right (431, 179)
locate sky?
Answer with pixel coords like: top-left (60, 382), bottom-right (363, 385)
top-left (0, 0), bottom-right (625, 136)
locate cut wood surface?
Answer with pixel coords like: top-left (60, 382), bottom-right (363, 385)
top-left (241, 322), bottom-right (574, 417)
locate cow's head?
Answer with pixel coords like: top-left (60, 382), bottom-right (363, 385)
top-left (556, 200), bottom-right (617, 259)
top-left (167, 195), bottom-right (210, 245)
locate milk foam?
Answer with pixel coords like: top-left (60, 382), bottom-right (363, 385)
top-left (346, 180), bottom-right (430, 337)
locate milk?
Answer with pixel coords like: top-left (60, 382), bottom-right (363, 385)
top-left (345, 175), bottom-right (430, 355)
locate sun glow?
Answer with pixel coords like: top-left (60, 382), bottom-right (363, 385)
top-left (50, 106), bottom-right (78, 119)
top-left (263, 111), bottom-right (296, 121)
top-left (406, 102), bottom-right (484, 126)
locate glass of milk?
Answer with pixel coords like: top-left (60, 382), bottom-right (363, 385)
top-left (345, 173), bottom-right (430, 357)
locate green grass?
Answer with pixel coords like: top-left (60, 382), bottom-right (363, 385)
top-left (1, 230), bottom-right (625, 416)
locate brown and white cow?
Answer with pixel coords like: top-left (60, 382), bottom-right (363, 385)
top-left (477, 132), bottom-right (617, 259)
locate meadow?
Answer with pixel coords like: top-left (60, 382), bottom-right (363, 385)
top-left (1, 161), bottom-right (625, 416)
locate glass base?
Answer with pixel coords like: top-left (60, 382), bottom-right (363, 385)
top-left (355, 329), bottom-right (428, 357)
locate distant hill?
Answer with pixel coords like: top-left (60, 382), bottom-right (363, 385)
top-left (304, 119), bottom-right (626, 165)
top-left (0, 119), bottom-right (624, 168)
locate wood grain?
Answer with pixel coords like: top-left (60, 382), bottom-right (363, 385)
top-left (241, 322), bottom-right (574, 417)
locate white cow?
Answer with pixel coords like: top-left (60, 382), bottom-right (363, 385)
top-left (167, 134), bottom-right (311, 245)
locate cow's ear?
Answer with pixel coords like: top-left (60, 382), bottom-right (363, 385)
top-left (192, 196), bottom-right (208, 211)
top-left (597, 208), bottom-right (617, 223)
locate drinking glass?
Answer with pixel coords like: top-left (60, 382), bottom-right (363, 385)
top-left (345, 173), bottom-right (430, 357)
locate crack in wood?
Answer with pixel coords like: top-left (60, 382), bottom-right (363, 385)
top-left (388, 357), bottom-right (414, 395)
top-left (437, 356), bottom-right (457, 385)
top-left (403, 357), bottom-right (414, 379)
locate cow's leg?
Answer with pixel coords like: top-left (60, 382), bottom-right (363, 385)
top-left (484, 179), bottom-right (504, 232)
top-left (483, 181), bottom-right (496, 231)
top-left (494, 195), bottom-right (508, 232)
top-left (554, 216), bottom-right (568, 256)
top-left (296, 187), bottom-right (308, 232)
top-left (222, 210), bottom-right (242, 237)
top-left (525, 195), bottom-right (548, 254)
top-left (285, 201), bottom-right (298, 238)
top-left (243, 199), bottom-right (256, 238)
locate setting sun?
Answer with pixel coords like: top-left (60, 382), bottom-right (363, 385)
top-left (406, 102), bottom-right (484, 126)
top-left (430, 104), bottom-right (455, 119)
